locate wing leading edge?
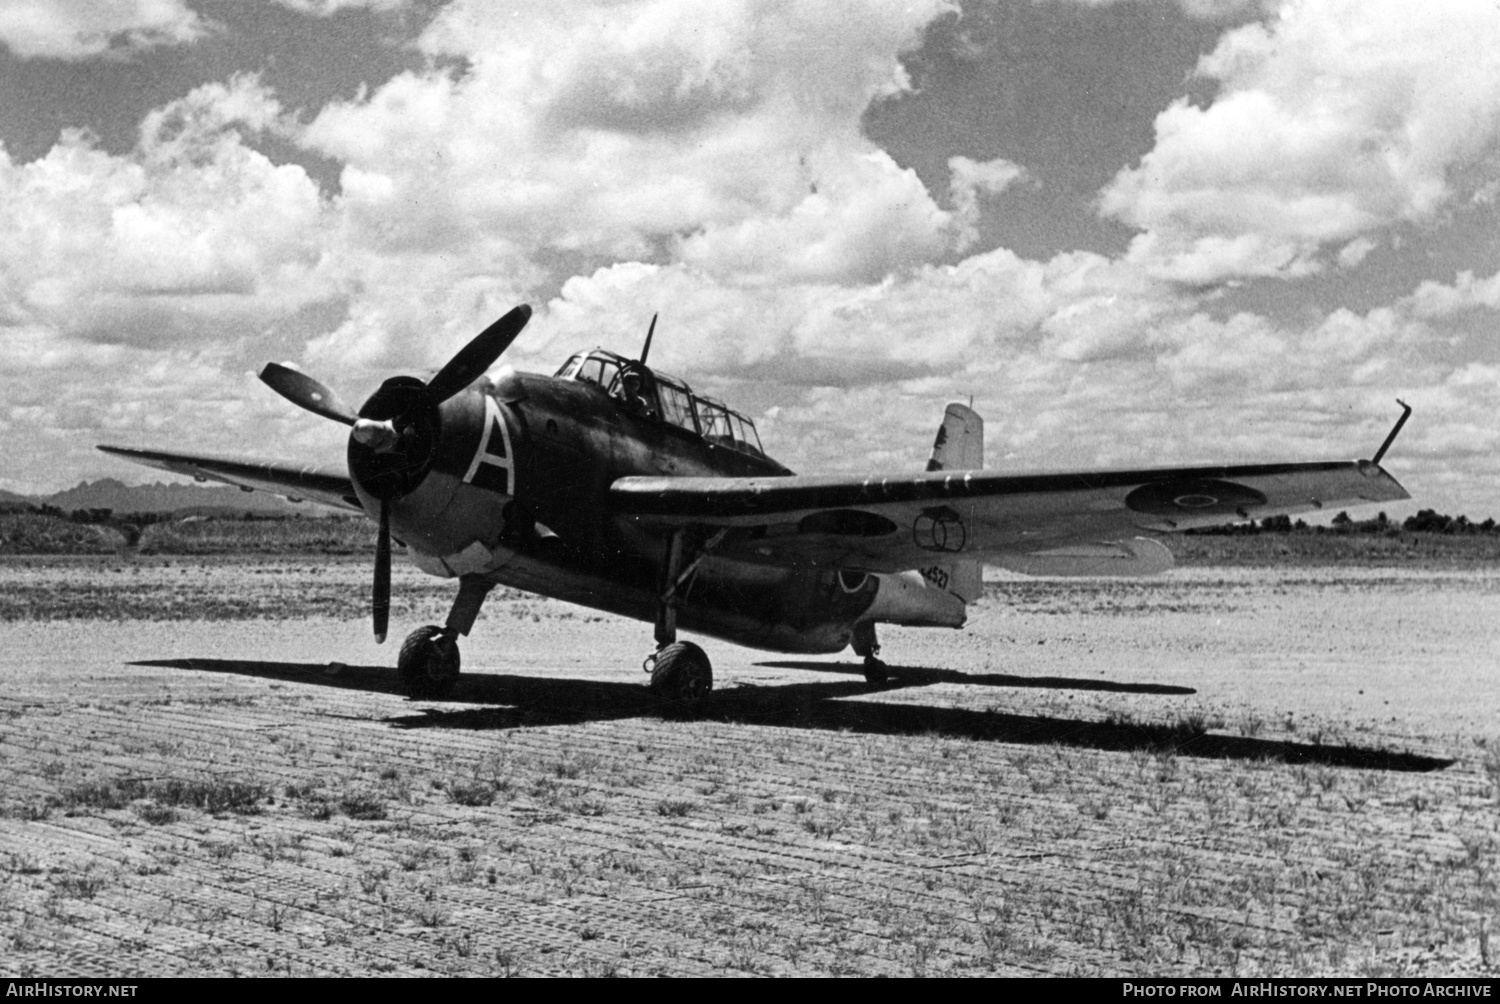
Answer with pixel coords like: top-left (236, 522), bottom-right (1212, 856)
top-left (611, 460), bottom-right (1409, 573)
top-left (97, 445), bottom-right (361, 514)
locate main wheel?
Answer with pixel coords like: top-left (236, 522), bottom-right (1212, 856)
top-left (649, 641), bottom-right (713, 703)
top-left (862, 655), bottom-right (889, 687)
top-left (398, 625), bottom-right (460, 699)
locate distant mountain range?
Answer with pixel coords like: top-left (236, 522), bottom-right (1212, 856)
top-left (0, 478), bottom-right (334, 517)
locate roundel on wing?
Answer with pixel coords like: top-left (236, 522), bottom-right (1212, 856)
top-left (1124, 478), bottom-right (1268, 516)
top-left (913, 505), bottom-right (966, 553)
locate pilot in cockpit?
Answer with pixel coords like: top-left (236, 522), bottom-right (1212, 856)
top-left (619, 366), bottom-right (658, 420)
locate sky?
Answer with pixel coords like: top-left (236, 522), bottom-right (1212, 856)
top-left (2, 0), bottom-right (1498, 519)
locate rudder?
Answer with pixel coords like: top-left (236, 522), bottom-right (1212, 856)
top-left (926, 402), bottom-right (983, 473)
top-left (923, 402), bottom-right (983, 603)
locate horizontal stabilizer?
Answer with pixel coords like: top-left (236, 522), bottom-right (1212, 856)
top-left (993, 537), bottom-right (1174, 578)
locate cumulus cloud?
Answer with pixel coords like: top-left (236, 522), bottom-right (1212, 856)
top-left (270, 0), bottom-right (409, 14)
top-left (947, 155), bottom-right (1026, 252)
top-left (677, 148), bottom-right (957, 284)
top-left (7, 0), bottom-right (1499, 516)
top-left (301, 0), bottom-right (959, 296)
top-left (1406, 268), bottom-right (1500, 318)
top-left (0, 0), bottom-right (206, 60)
top-left (0, 75), bottom-right (328, 350)
top-left (1102, 0), bottom-right (1500, 284)
top-left (1038, 0), bottom-right (1276, 21)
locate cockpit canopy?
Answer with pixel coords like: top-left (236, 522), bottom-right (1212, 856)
top-left (554, 349), bottom-right (765, 457)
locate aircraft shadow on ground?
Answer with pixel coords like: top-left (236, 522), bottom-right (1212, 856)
top-left (757, 660), bottom-right (1196, 696)
top-left (132, 658), bottom-right (1454, 773)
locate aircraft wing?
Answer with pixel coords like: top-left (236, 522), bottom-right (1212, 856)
top-left (610, 460), bottom-right (1409, 574)
top-left (97, 445), bottom-right (362, 514)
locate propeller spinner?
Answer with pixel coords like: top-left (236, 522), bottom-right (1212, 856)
top-left (258, 304), bottom-right (532, 641)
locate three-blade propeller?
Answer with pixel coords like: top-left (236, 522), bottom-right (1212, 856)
top-left (258, 304), bottom-right (532, 642)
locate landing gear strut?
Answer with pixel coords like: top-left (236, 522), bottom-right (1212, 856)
top-left (851, 621), bottom-right (888, 686)
top-left (397, 574), bottom-right (494, 700)
top-left (644, 529), bottom-right (724, 704)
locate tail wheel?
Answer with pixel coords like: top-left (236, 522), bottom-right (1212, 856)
top-left (398, 624), bottom-right (460, 699)
top-left (650, 641), bottom-right (712, 703)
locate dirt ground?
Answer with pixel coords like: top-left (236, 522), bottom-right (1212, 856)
top-left (1, 556), bottom-right (1498, 977)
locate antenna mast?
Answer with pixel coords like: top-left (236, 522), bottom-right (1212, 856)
top-left (640, 313), bottom-right (658, 366)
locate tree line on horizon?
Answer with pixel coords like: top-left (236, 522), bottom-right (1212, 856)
top-left (1190, 509), bottom-right (1497, 536)
top-left (28, 504), bottom-right (320, 525)
top-left (21, 502), bottom-right (1497, 538)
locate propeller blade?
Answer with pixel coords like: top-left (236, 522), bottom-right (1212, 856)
top-left (373, 499), bottom-right (391, 644)
top-left (259, 363), bottom-right (358, 425)
top-left (425, 304), bottom-right (532, 404)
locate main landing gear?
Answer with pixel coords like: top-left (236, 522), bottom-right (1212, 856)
top-left (398, 625), bottom-right (459, 698)
top-left (397, 575), bottom-right (493, 700)
top-left (643, 641), bottom-right (713, 702)
top-left (644, 529), bottom-right (724, 704)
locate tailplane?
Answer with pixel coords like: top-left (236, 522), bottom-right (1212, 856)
top-left (849, 401), bottom-right (987, 653)
top-left (923, 401), bottom-right (983, 603)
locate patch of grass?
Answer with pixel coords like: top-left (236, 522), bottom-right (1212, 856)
top-left (448, 781), bottom-right (495, 807)
top-left (358, 866), bottom-right (390, 895)
top-left (53, 776), bottom-right (266, 816)
top-left (134, 802), bottom-right (180, 825)
top-left (656, 798), bottom-right (695, 817)
top-left (299, 798), bottom-right (336, 820)
top-left (55, 779), bottom-right (142, 811)
top-left (1162, 713), bottom-right (1212, 748)
top-left (552, 753), bottom-right (603, 779)
top-left (0, 512), bottom-right (124, 555)
top-left (566, 795), bottom-right (608, 817)
top-left (137, 516), bottom-right (372, 556)
top-left (53, 872), bottom-right (106, 899)
top-left (153, 778), bottom-right (267, 815)
top-left (1483, 743), bottom-right (1500, 802)
top-left (398, 846), bottom-right (440, 872)
top-left (338, 793), bottom-right (388, 820)
top-left (494, 949), bottom-right (523, 977)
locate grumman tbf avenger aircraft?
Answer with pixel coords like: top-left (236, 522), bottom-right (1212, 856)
top-left (100, 305), bottom-right (1413, 701)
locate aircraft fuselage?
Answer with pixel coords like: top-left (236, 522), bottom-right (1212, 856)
top-left (347, 367), bottom-right (941, 655)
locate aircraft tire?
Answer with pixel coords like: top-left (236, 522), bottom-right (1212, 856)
top-left (398, 625), bottom-right (460, 699)
top-left (862, 656), bottom-right (889, 687)
top-left (649, 641), bottom-right (712, 703)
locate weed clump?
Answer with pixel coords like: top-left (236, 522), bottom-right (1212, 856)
top-left (339, 793), bottom-right (388, 820)
top-left (54, 872), bottom-right (107, 899)
top-left (52, 777), bottom-right (267, 816)
top-left (448, 781), bottom-right (495, 807)
top-left (153, 779), bottom-right (267, 815)
top-left (134, 803), bottom-right (180, 825)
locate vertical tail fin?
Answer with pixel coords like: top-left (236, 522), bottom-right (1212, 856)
top-left (926, 402), bottom-right (983, 472)
top-left (924, 402), bottom-right (983, 603)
